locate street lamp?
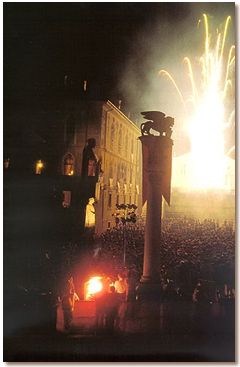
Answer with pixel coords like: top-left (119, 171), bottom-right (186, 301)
top-left (112, 203), bottom-right (138, 266)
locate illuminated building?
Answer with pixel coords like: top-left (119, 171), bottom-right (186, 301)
top-left (59, 99), bottom-right (142, 234)
top-left (4, 98), bottom-right (142, 239)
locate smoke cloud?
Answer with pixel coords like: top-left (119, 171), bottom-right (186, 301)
top-left (118, 3), bottom-right (235, 157)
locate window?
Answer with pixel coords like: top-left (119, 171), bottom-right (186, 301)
top-left (62, 191), bottom-right (71, 208)
top-left (95, 182), bottom-right (101, 201)
top-left (117, 181), bottom-right (121, 193)
top-left (122, 165), bottom-right (127, 183)
top-left (35, 160), bottom-right (44, 175)
top-left (118, 126), bottom-right (122, 154)
top-left (125, 134), bottom-right (128, 156)
top-left (4, 158), bottom-right (10, 170)
top-left (131, 137), bottom-right (134, 154)
top-left (101, 111), bottom-right (106, 146)
top-left (88, 160), bottom-right (96, 176)
top-left (136, 185), bottom-right (139, 194)
top-left (63, 153), bottom-right (74, 175)
top-left (134, 192), bottom-right (138, 205)
top-left (108, 193), bottom-right (112, 208)
top-left (109, 178), bottom-right (114, 189)
top-left (110, 123), bottom-right (115, 150)
top-left (117, 165), bottom-right (121, 181)
top-left (109, 164), bottom-right (113, 180)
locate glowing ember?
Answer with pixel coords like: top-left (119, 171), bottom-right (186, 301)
top-left (85, 276), bottom-right (103, 300)
top-left (159, 14), bottom-right (235, 190)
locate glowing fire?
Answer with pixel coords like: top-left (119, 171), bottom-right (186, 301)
top-left (159, 14), bottom-right (235, 190)
top-left (85, 276), bottom-right (103, 300)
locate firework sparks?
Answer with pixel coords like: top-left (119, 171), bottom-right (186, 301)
top-left (159, 14), bottom-right (235, 190)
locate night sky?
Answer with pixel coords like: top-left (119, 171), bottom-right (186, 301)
top-left (4, 3), bottom-right (191, 101)
top-left (4, 2), bottom-right (235, 150)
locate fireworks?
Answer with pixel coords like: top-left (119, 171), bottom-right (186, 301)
top-left (159, 14), bottom-right (235, 190)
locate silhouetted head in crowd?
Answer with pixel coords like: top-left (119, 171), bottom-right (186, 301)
top-left (87, 138), bottom-right (96, 149)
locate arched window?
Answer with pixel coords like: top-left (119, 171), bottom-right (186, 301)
top-left (63, 153), bottom-right (74, 175)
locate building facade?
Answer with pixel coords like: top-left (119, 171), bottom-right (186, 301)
top-left (58, 99), bottom-right (142, 234)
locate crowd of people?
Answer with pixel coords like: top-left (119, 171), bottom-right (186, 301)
top-left (96, 217), bottom-right (235, 300)
top-left (56, 216), bottom-right (235, 333)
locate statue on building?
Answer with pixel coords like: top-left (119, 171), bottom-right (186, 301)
top-left (82, 138), bottom-right (99, 178)
top-left (141, 111), bottom-right (174, 138)
top-left (81, 138), bottom-right (102, 200)
top-left (85, 197), bottom-right (96, 228)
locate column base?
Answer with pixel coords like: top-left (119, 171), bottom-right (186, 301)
top-left (136, 280), bottom-right (162, 301)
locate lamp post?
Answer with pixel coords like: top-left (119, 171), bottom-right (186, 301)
top-left (113, 203), bottom-right (137, 266)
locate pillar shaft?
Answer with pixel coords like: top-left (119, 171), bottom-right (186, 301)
top-left (139, 135), bottom-right (173, 289)
top-left (141, 173), bottom-right (162, 282)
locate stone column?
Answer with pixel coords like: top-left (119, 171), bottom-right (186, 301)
top-left (141, 170), bottom-right (162, 283)
top-left (138, 135), bottom-right (173, 299)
